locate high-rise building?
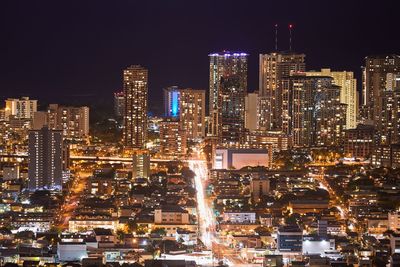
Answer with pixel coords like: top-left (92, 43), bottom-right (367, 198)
top-left (33, 104), bottom-right (89, 139)
top-left (159, 118), bottom-right (187, 156)
top-left (164, 86), bottom-right (181, 118)
top-left (132, 150), bottom-right (150, 179)
top-left (28, 126), bottom-right (64, 190)
top-left (245, 92), bottom-right (259, 131)
top-left (280, 75), bottom-right (346, 147)
top-left (307, 68), bottom-right (358, 129)
top-left (5, 97), bottom-right (37, 120)
top-left (114, 91), bottom-right (125, 118)
top-left (362, 55), bottom-right (400, 123)
top-left (344, 124), bottom-right (376, 159)
top-left (163, 87), bottom-right (206, 139)
top-left (123, 65), bottom-right (148, 148)
top-left (209, 52), bottom-right (248, 147)
top-left (258, 52), bottom-right (305, 131)
top-left (179, 88), bottom-right (206, 140)
top-left (379, 73), bottom-right (400, 144)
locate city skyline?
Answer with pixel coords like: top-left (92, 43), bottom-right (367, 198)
top-left (1, 1), bottom-right (400, 114)
top-left (2, 2), bottom-right (400, 266)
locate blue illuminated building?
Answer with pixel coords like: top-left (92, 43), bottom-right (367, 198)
top-left (164, 86), bottom-right (181, 117)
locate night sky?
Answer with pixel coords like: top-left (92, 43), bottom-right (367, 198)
top-left (1, 0), bottom-right (399, 115)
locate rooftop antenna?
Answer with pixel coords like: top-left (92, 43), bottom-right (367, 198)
top-left (289, 24), bottom-right (293, 51)
top-left (275, 24), bottom-right (278, 51)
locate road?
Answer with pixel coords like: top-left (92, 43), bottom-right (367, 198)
top-left (55, 170), bottom-right (92, 229)
top-left (188, 159), bottom-right (260, 266)
top-left (312, 167), bottom-right (349, 221)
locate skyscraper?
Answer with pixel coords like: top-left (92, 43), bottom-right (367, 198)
top-left (163, 87), bottom-right (206, 140)
top-left (164, 86), bottom-right (181, 118)
top-left (179, 88), bottom-right (206, 140)
top-left (307, 68), bottom-right (358, 129)
top-left (281, 75), bottom-right (346, 147)
top-left (123, 65), bottom-right (148, 148)
top-left (362, 55), bottom-right (400, 123)
top-left (258, 52), bottom-right (305, 131)
top-left (209, 52), bottom-right (248, 147)
top-left (379, 73), bottom-right (400, 144)
top-left (28, 126), bottom-right (63, 190)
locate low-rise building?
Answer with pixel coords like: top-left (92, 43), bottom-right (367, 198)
top-left (277, 225), bottom-right (303, 253)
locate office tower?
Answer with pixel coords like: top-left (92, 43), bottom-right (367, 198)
top-left (164, 86), bottom-right (181, 118)
top-left (245, 92), bottom-right (259, 131)
top-left (33, 105), bottom-right (89, 139)
top-left (363, 55), bottom-right (400, 122)
top-left (179, 88), bottom-right (206, 139)
top-left (114, 91), bottom-right (125, 118)
top-left (209, 52), bottom-right (248, 147)
top-left (258, 52), bottom-right (305, 131)
top-left (5, 97), bottom-right (37, 120)
top-left (28, 126), bottom-right (63, 190)
top-left (307, 68), bottom-right (358, 129)
top-left (132, 150), bottom-right (150, 178)
top-left (123, 65), bottom-right (148, 148)
top-left (159, 118), bottom-right (187, 156)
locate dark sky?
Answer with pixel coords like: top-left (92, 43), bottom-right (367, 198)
top-left (1, 0), bottom-right (399, 115)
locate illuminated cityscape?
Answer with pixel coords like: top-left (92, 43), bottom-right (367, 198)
top-left (1, 1), bottom-right (400, 267)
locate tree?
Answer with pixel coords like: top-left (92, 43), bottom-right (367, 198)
top-left (151, 228), bottom-right (167, 236)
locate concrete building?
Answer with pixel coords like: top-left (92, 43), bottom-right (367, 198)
top-left (362, 55), bottom-right (400, 124)
top-left (164, 87), bottom-right (206, 140)
top-left (5, 97), bottom-right (37, 120)
top-left (132, 149), bottom-right (150, 178)
top-left (179, 88), bottom-right (206, 140)
top-left (68, 217), bottom-right (118, 232)
top-left (209, 52), bottom-right (248, 147)
top-left (277, 225), bottom-right (303, 252)
top-left (258, 51), bottom-right (305, 131)
top-left (123, 65), bottom-right (148, 148)
top-left (28, 126), bottom-right (64, 191)
top-left (57, 242), bottom-right (88, 262)
top-left (245, 92), bottom-right (259, 131)
top-left (154, 205), bottom-right (189, 224)
top-left (214, 148), bottom-right (271, 169)
top-left (307, 68), bottom-right (358, 129)
top-left (33, 104), bottom-right (90, 139)
top-left (344, 124), bottom-right (376, 159)
top-left (222, 212), bottom-right (256, 223)
top-left (372, 144), bottom-right (400, 168)
top-left (287, 75), bottom-right (346, 147)
top-left (244, 130), bottom-right (289, 151)
top-left (159, 118), bottom-right (187, 156)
